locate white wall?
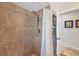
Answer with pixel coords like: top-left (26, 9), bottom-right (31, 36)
top-left (58, 10), bottom-right (79, 50)
top-left (52, 2), bottom-right (79, 55)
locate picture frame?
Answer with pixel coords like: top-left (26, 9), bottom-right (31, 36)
top-left (65, 20), bottom-right (73, 28)
top-left (53, 15), bottom-right (57, 26)
top-left (76, 19), bottom-right (79, 28)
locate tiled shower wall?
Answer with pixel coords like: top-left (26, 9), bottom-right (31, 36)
top-left (0, 3), bottom-right (40, 56)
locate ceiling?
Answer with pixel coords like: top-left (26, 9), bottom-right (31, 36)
top-left (13, 2), bottom-right (79, 12)
top-left (13, 2), bottom-right (49, 12)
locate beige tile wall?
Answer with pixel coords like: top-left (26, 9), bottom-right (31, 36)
top-left (0, 2), bottom-right (40, 56)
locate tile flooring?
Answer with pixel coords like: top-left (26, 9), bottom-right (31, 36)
top-left (60, 47), bottom-right (79, 56)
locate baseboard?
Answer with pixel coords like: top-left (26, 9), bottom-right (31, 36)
top-left (63, 44), bottom-right (79, 51)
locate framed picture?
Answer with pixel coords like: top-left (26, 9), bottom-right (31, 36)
top-left (76, 19), bottom-right (79, 28)
top-left (65, 20), bottom-right (73, 28)
top-left (53, 15), bottom-right (57, 26)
